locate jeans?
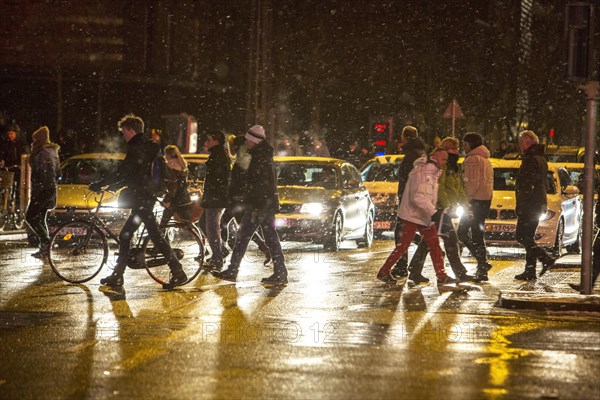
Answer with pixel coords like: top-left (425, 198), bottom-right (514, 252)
top-left (515, 213), bottom-right (554, 267)
top-left (380, 219), bottom-right (448, 280)
top-left (457, 199), bottom-right (491, 266)
top-left (25, 200), bottom-right (50, 249)
top-left (409, 211), bottom-right (467, 277)
top-left (198, 208), bottom-right (225, 263)
top-left (114, 200), bottom-right (182, 275)
top-left (229, 209), bottom-right (286, 275)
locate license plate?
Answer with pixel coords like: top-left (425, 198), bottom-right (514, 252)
top-left (486, 224), bottom-right (515, 233)
top-left (61, 227), bottom-right (87, 237)
top-left (373, 221), bottom-right (392, 230)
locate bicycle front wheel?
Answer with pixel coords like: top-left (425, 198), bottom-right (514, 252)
top-left (49, 220), bottom-right (108, 283)
top-left (143, 223), bottom-right (204, 285)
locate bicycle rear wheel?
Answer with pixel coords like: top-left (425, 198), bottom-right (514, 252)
top-left (143, 222), bottom-right (204, 285)
top-left (49, 220), bottom-right (108, 283)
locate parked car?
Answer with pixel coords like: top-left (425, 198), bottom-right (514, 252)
top-left (274, 156), bottom-right (374, 251)
top-left (50, 153), bottom-right (128, 231)
top-left (359, 155), bottom-right (404, 236)
top-left (482, 159), bottom-right (581, 256)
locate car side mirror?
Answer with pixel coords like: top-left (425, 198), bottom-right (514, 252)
top-left (563, 185), bottom-right (580, 195)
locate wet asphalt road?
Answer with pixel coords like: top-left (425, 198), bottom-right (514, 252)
top-left (1, 238), bottom-right (599, 399)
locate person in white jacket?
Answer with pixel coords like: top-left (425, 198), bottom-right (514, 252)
top-left (457, 132), bottom-right (494, 282)
top-left (377, 148), bottom-right (458, 287)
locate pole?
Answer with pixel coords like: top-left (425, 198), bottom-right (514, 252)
top-left (579, 81), bottom-right (598, 295)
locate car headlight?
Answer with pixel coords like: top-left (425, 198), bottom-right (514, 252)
top-left (300, 202), bottom-right (325, 215)
top-left (190, 193), bottom-right (200, 201)
top-left (100, 200), bottom-right (120, 213)
top-left (539, 210), bottom-right (556, 222)
top-left (455, 206), bottom-right (464, 218)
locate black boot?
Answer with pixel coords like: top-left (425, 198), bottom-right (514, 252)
top-left (162, 269), bottom-right (188, 289)
top-left (261, 271), bottom-right (288, 285)
top-left (540, 256), bottom-right (556, 276)
top-left (211, 267), bottom-right (238, 282)
top-left (100, 272), bottom-right (124, 287)
top-left (473, 262), bottom-right (492, 282)
top-left (514, 266), bottom-right (536, 281)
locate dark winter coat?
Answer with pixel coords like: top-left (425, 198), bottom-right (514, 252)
top-left (98, 133), bottom-right (160, 205)
top-left (164, 167), bottom-right (191, 208)
top-left (397, 137), bottom-right (426, 199)
top-left (1, 139), bottom-right (24, 168)
top-left (245, 140), bottom-right (280, 213)
top-left (201, 144), bottom-right (230, 208)
top-left (516, 143), bottom-right (548, 217)
top-left (29, 143), bottom-right (61, 209)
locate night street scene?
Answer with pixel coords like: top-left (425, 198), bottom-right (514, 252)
top-left (1, 1), bottom-right (600, 399)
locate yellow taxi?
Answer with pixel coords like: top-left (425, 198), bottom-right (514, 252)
top-left (483, 159), bottom-right (582, 255)
top-left (50, 153), bottom-right (127, 231)
top-left (359, 155), bottom-right (404, 236)
top-left (274, 156), bottom-right (374, 251)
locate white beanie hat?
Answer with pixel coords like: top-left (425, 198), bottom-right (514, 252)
top-left (245, 125), bottom-right (266, 144)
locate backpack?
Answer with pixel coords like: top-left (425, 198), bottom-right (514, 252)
top-left (148, 155), bottom-right (169, 196)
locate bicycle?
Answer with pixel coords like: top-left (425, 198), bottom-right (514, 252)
top-left (0, 168), bottom-right (25, 231)
top-left (48, 189), bottom-right (205, 285)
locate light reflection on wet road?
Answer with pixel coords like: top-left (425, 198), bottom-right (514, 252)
top-left (1, 239), bottom-right (599, 399)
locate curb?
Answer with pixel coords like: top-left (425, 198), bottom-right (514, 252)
top-left (498, 290), bottom-right (600, 312)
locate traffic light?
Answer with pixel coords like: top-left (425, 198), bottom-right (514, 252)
top-left (370, 118), bottom-right (393, 155)
top-left (564, 3), bottom-right (596, 83)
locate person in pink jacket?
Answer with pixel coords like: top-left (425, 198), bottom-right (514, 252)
top-left (457, 132), bottom-right (494, 282)
top-left (376, 148), bottom-right (458, 288)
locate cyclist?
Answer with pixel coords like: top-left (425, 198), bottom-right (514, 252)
top-left (89, 114), bottom-right (187, 289)
top-left (159, 145), bottom-right (193, 226)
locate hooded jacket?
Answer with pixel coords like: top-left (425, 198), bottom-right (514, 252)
top-left (398, 156), bottom-right (443, 226)
top-left (201, 144), bottom-right (230, 208)
top-left (462, 145), bottom-right (493, 201)
top-left (516, 143), bottom-right (548, 217)
top-left (29, 143), bottom-right (61, 208)
top-left (245, 140), bottom-right (280, 213)
top-left (397, 137), bottom-right (427, 199)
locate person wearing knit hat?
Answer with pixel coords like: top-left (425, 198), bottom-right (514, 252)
top-left (212, 124), bottom-right (288, 285)
top-left (245, 124), bottom-right (266, 144)
top-left (26, 126), bottom-right (61, 259)
top-left (457, 132), bottom-right (494, 282)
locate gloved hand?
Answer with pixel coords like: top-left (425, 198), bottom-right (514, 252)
top-left (89, 181), bottom-right (103, 193)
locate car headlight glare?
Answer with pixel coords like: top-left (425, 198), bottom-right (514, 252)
top-left (300, 202), bottom-right (325, 215)
top-left (539, 210), bottom-right (556, 222)
top-left (455, 206), bottom-right (464, 218)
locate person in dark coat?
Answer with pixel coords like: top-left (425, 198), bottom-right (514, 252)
top-left (1, 129), bottom-right (25, 209)
top-left (514, 130), bottom-right (556, 280)
top-left (224, 135), bottom-right (271, 264)
top-left (390, 125), bottom-right (426, 279)
top-left (199, 130), bottom-right (230, 270)
top-left (25, 126), bottom-right (60, 259)
top-left (89, 114), bottom-right (187, 289)
top-left (212, 125), bottom-right (288, 285)
top-left (159, 145), bottom-right (192, 226)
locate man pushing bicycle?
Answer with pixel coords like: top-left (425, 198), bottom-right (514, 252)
top-left (89, 114), bottom-right (187, 289)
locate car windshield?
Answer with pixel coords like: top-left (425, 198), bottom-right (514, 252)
top-left (362, 163), bottom-right (400, 182)
top-left (59, 158), bottom-right (122, 185)
top-left (276, 164), bottom-right (338, 189)
top-left (493, 168), bottom-right (556, 194)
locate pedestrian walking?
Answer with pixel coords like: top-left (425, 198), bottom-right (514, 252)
top-left (89, 114), bottom-right (187, 289)
top-left (211, 125), bottom-right (288, 284)
top-left (159, 145), bottom-right (193, 226)
top-left (513, 130), bottom-right (557, 280)
top-left (457, 132), bottom-right (493, 281)
top-left (390, 125), bottom-right (426, 279)
top-left (408, 137), bottom-right (475, 283)
top-left (377, 148), bottom-right (458, 289)
top-left (25, 126), bottom-right (60, 259)
top-left (198, 130), bottom-right (230, 270)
